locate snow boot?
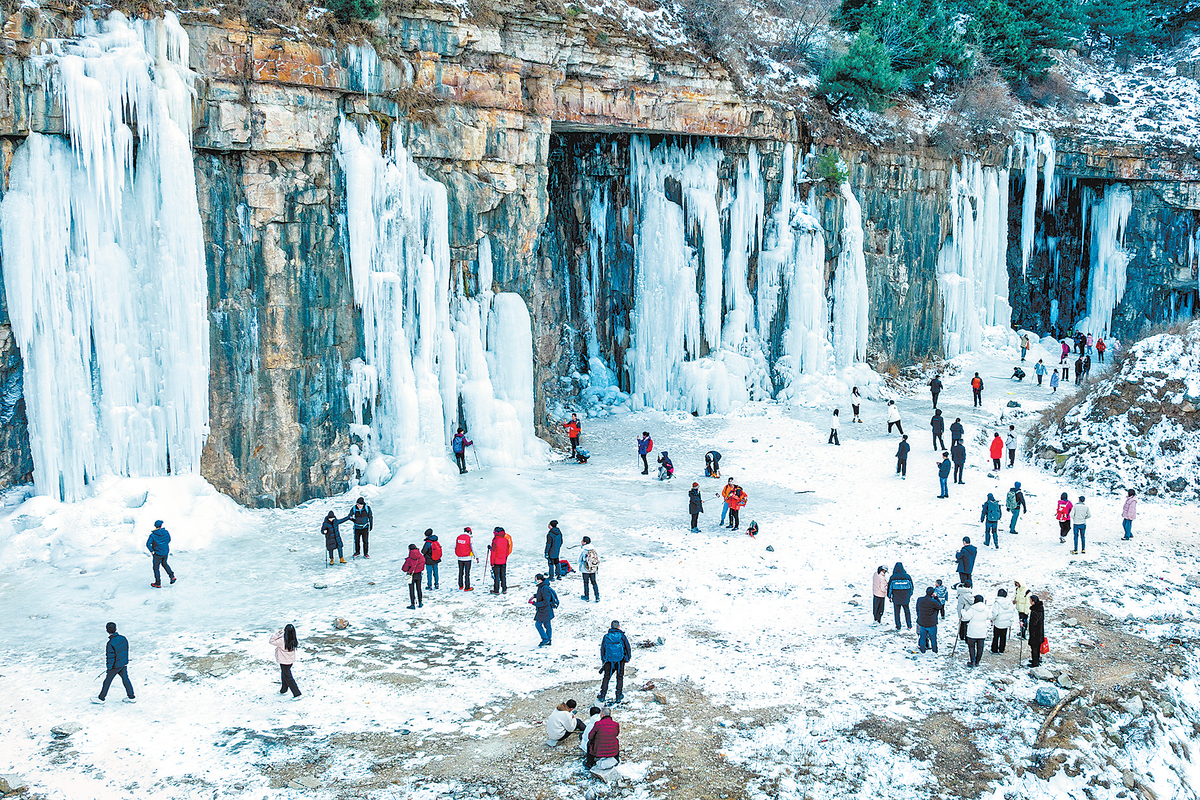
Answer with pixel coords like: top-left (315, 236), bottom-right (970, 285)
top-left (122, 697), bottom-right (137, 704)
top-left (340, 557), bottom-right (347, 564)
top-left (91, 697), bottom-right (104, 704)
top-left (170, 576), bottom-right (177, 584)
top-left (330, 558), bottom-right (336, 565)
top-left (407, 604), bottom-right (416, 610)
top-left (150, 583), bottom-right (161, 588)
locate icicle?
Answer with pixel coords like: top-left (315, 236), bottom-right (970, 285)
top-left (348, 42), bottom-right (377, 96)
top-left (1038, 132), bottom-right (1057, 211)
top-left (723, 144), bottom-right (763, 322)
top-left (0, 14), bottom-right (208, 502)
top-left (581, 185), bottom-right (615, 387)
top-left (1076, 184), bottom-right (1133, 337)
top-left (831, 180), bottom-right (870, 367)
top-left (1020, 131), bottom-right (1038, 276)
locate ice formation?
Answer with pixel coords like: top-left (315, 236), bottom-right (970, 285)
top-left (937, 159), bottom-right (1012, 357)
top-left (831, 181), bottom-right (870, 368)
top-left (336, 119), bottom-right (541, 476)
top-left (0, 12), bottom-right (209, 502)
top-left (580, 185), bottom-right (616, 388)
top-left (1016, 131), bottom-right (1056, 276)
top-left (1075, 183), bottom-right (1134, 337)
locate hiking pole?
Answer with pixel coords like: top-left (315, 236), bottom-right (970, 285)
top-left (951, 628), bottom-right (960, 656)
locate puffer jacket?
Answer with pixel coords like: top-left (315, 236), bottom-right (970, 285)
top-left (146, 528), bottom-right (171, 556)
top-left (872, 572), bottom-right (887, 598)
top-left (964, 600), bottom-right (990, 639)
top-left (270, 631), bottom-right (297, 665)
top-left (989, 437), bottom-right (1004, 459)
top-left (1014, 583), bottom-right (1032, 614)
top-left (588, 717), bottom-right (620, 759)
top-left (1122, 496), bottom-right (1137, 520)
top-left (402, 547), bottom-right (425, 575)
top-left (991, 599), bottom-right (1017, 630)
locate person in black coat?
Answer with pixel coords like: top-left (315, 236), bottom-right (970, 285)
top-left (1027, 595), bottom-right (1046, 667)
top-left (915, 587), bottom-right (943, 653)
top-left (930, 409), bottom-right (945, 450)
top-left (545, 520), bottom-right (563, 581)
top-left (955, 537), bottom-right (977, 584)
top-left (532, 574), bottom-right (559, 646)
top-left (322, 511), bottom-right (351, 564)
top-left (704, 450), bottom-right (722, 477)
top-left (929, 376), bottom-right (943, 408)
top-left (950, 418), bottom-right (965, 445)
top-left (887, 562), bottom-right (914, 630)
top-left (951, 441), bottom-right (967, 484)
top-left (688, 483), bottom-right (704, 532)
top-left (349, 497), bottom-right (373, 558)
top-left (94, 622), bottom-right (135, 703)
top-left (895, 435), bottom-right (910, 478)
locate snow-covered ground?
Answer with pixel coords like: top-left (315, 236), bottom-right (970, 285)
top-left (1, 342), bottom-right (1198, 799)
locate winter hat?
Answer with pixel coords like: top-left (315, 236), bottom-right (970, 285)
top-left (154, 520), bottom-right (163, 528)
top-left (692, 482), bottom-right (699, 487)
top-left (611, 620), bottom-right (621, 629)
top-left (408, 543), bottom-right (418, 550)
top-left (973, 595), bottom-right (984, 603)
top-left (356, 497), bottom-right (366, 504)
top-left (424, 528), bottom-right (434, 537)
top-left (535, 573), bottom-right (545, 582)
top-left (1014, 482), bottom-right (1021, 489)
top-left (464, 526), bottom-right (472, 533)
top-left (998, 589), bottom-right (1008, 597)
top-left (987, 493), bottom-right (996, 501)
top-left (494, 527), bottom-right (505, 534)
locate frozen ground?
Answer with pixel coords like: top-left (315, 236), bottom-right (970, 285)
top-left (1, 341), bottom-right (1199, 799)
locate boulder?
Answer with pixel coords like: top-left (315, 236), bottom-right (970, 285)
top-left (1056, 674), bottom-right (1077, 689)
top-left (1031, 666), bottom-right (1057, 681)
top-left (293, 776), bottom-right (320, 789)
top-left (1121, 695), bottom-right (1145, 716)
top-left (1062, 618), bottom-right (1080, 628)
top-left (0, 774), bottom-right (27, 794)
top-left (1035, 687), bottom-right (1060, 707)
top-left (334, 618), bottom-right (349, 630)
top-left (50, 723), bottom-right (81, 738)
top-left (1103, 91), bottom-right (1120, 106)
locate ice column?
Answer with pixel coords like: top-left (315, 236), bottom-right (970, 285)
top-left (1077, 184), bottom-right (1133, 337)
top-left (0, 12), bottom-right (209, 502)
top-left (831, 181), bottom-right (870, 368)
top-left (580, 185), bottom-right (616, 386)
top-left (936, 160), bottom-right (1011, 357)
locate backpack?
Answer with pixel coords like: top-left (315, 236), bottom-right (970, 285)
top-left (585, 547), bottom-right (600, 571)
top-left (1006, 490), bottom-right (1017, 510)
top-left (972, 377), bottom-right (982, 390)
top-left (986, 501), bottom-right (1003, 522)
top-left (557, 559), bottom-right (573, 577)
top-left (429, 540), bottom-right (442, 561)
top-left (602, 630), bottom-right (626, 663)
top-left (455, 534), bottom-right (472, 557)
top-left (452, 435), bottom-right (464, 454)
top-left (645, 437), bottom-right (653, 453)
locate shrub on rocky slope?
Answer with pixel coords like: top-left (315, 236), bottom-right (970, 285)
top-left (1029, 320), bottom-right (1200, 498)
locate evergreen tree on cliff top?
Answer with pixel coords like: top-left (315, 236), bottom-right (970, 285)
top-left (819, 28), bottom-right (903, 110)
top-left (970, 0), bottom-right (1081, 82)
top-left (835, 0), bottom-right (966, 88)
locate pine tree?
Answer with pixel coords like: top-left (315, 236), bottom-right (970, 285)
top-left (971, 0), bottom-right (1080, 82)
top-left (1086, 0), bottom-right (1154, 68)
top-left (819, 29), bottom-right (903, 111)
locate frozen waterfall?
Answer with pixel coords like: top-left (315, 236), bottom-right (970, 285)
top-left (0, 12), bottom-right (209, 502)
top-left (1076, 184), bottom-right (1133, 337)
top-left (831, 181), bottom-right (870, 368)
top-left (936, 160), bottom-right (1012, 357)
top-left (336, 119), bottom-right (541, 479)
top-left (1016, 131), bottom-right (1056, 276)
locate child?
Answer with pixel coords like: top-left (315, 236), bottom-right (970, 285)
top-left (746, 521), bottom-right (759, 538)
top-left (934, 579), bottom-right (948, 620)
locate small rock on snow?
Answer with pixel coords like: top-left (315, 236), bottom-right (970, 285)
top-left (1121, 695), bottom-right (1145, 716)
top-left (51, 723), bottom-right (81, 738)
top-left (1062, 618), bottom-right (1080, 628)
top-left (334, 618), bottom-right (349, 630)
top-left (1030, 666), bottom-right (1056, 681)
top-left (313, 583), bottom-right (328, 590)
top-left (0, 774), bottom-right (27, 793)
top-left (293, 776), bottom-right (320, 789)
top-left (1035, 687), bottom-right (1059, 707)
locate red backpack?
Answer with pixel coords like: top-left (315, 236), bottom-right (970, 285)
top-left (429, 540), bottom-right (442, 561)
top-left (455, 534), bottom-right (472, 557)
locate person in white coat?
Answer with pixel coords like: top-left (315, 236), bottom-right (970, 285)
top-left (963, 595), bottom-right (990, 667)
top-left (955, 580), bottom-right (974, 642)
top-left (545, 700), bottom-right (584, 745)
top-left (1071, 496), bottom-right (1091, 554)
top-left (828, 409), bottom-right (841, 445)
top-left (990, 589), bottom-right (1017, 653)
top-left (886, 401), bottom-right (903, 435)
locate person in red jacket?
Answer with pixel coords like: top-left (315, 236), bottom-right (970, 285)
top-left (455, 527), bottom-right (478, 591)
top-left (988, 433), bottom-right (1004, 471)
top-left (726, 486), bottom-right (748, 531)
top-left (402, 544), bottom-right (425, 609)
top-left (563, 414), bottom-right (582, 457)
top-left (488, 527), bottom-right (511, 594)
top-left (586, 707), bottom-right (620, 769)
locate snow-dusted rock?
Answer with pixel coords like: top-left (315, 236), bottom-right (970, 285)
top-left (1031, 666), bottom-right (1057, 681)
top-left (0, 774), bottom-right (26, 794)
top-left (1122, 695), bottom-right (1145, 716)
top-left (50, 723), bottom-right (81, 738)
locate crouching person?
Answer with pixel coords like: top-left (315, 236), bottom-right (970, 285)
top-left (545, 699), bottom-right (585, 746)
top-left (586, 707), bottom-right (621, 778)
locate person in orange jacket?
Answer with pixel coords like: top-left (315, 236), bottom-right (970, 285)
top-left (988, 432), bottom-right (1004, 471)
top-left (726, 486), bottom-right (748, 531)
top-left (488, 527), bottom-right (511, 594)
top-left (563, 414), bottom-right (582, 457)
top-left (718, 478), bottom-right (735, 526)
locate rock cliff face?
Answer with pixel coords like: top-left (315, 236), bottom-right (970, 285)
top-left (0, 6), bottom-right (1197, 505)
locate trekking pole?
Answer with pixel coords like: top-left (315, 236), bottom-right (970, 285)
top-left (951, 628), bottom-right (960, 656)
top-left (1018, 633), bottom-right (1024, 666)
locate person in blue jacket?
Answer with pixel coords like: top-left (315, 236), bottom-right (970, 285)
top-left (93, 622), bottom-right (135, 703)
top-left (597, 620), bottom-right (632, 704)
top-left (956, 537), bottom-right (978, 584)
top-left (532, 573), bottom-right (560, 646)
top-left (452, 428), bottom-right (473, 474)
top-left (887, 562), bottom-right (914, 630)
top-left (545, 520), bottom-right (563, 582)
top-left (146, 520), bottom-right (176, 588)
top-left (937, 451), bottom-right (952, 498)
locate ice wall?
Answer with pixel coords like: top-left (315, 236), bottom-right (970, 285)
top-left (936, 160), bottom-right (1012, 357)
top-left (0, 12), bottom-right (209, 502)
top-left (831, 182), bottom-right (870, 368)
top-left (1016, 131), bottom-right (1056, 276)
top-left (1076, 184), bottom-right (1134, 337)
top-left (336, 120), bottom-right (541, 477)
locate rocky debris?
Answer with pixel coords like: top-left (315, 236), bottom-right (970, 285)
top-left (313, 583), bottom-right (328, 590)
top-left (1121, 695), bottom-right (1145, 716)
top-left (1061, 618), bottom-right (1081, 628)
top-left (1031, 666), bottom-right (1057, 681)
top-left (1056, 673), bottom-right (1079, 690)
top-left (1035, 687), bottom-right (1060, 707)
top-left (652, 693), bottom-right (668, 705)
top-left (50, 723), bottom-right (81, 739)
top-left (288, 776), bottom-right (321, 789)
top-left (0, 774), bottom-right (26, 794)
top-left (334, 618), bottom-right (349, 630)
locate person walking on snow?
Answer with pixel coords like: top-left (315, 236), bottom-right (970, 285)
top-left (956, 537), bottom-right (977, 585)
top-left (872, 566), bottom-right (888, 624)
top-left (637, 432), bottom-right (653, 475)
top-left (937, 451), bottom-right (952, 498)
top-left (1097, 337), bottom-right (1107, 362)
top-left (452, 428), bottom-right (473, 474)
top-left (931, 409), bottom-right (945, 450)
top-left (1074, 356), bottom-right (1083, 384)
top-left (951, 440), bottom-right (966, 484)
top-left (657, 451), bottom-right (674, 480)
top-left (1005, 426), bottom-right (1017, 468)
top-left (532, 573), bottom-right (559, 646)
top-left (545, 521), bottom-right (564, 581)
top-left (1014, 580), bottom-right (1032, 638)
top-left (1071, 496), bottom-right (1091, 554)
top-left (1027, 595), bottom-right (1046, 667)
top-left (563, 414), bottom-right (582, 457)
top-left (1050, 369), bottom-right (1060, 392)
top-left (1121, 489), bottom-right (1137, 540)
top-left (981, 493), bottom-right (1003, 549)
top-left (349, 497), bottom-right (373, 558)
top-left (990, 589), bottom-right (1016, 654)
top-left (971, 373), bottom-right (984, 406)
top-left (950, 417), bottom-right (965, 445)
top-left (93, 622), bottom-right (135, 704)
top-left (887, 562), bottom-right (915, 630)
top-left (489, 527), bottom-right (511, 594)
top-left (989, 433), bottom-right (1004, 471)
top-left (886, 400), bottom-right (903, 435)
top-left (929, 375), bottom-right (943, 408)
top-left (1006, 482), bottom-right (1027, 533)
top-left (851, 387), bottom-right (863, 423)
top-left (146, 520), bottom-right (176, 588)
top-left (1055, 492), bottom-right (1074, 543)
top-left (704, 450), bottom-right (722, 477)
top-left (828, 409), bottom-right (841, 445)
top-left (321, 511), bottom-right (350, 565)
top-left (726, 485), bottom-right (748, 530)
top-left (955, 580), bottom-right (974, 642)
top-left (718, 478), bottom-right (735, 526)
top-left (1034, 359), bottom-right (1047, 385)
top-left (1059, 339), bottom-right (1069, 364)
top-left (421, 530), bottom-right (441, 590)
top-left (456, 527), bottom-right (478, 591)
top-left (895, 435), bottom-right (910, 479)
top-left (915, 587), bottom-right (943, 653)
top-left (580, 536), bottom-right (600, 602)
top-left (688, 483), bottom-right (704, 532)
top-left (597, 621), bottom-right (631, 704)
top-left (963, 595), bottom-right (988, 667)
top-left (402, 544), bottom-right (425, 609)
top-left (270, 624), bottom-right (302, 699)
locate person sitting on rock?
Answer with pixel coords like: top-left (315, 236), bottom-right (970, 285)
top-left (545, 699), bottom-right (585, 745)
